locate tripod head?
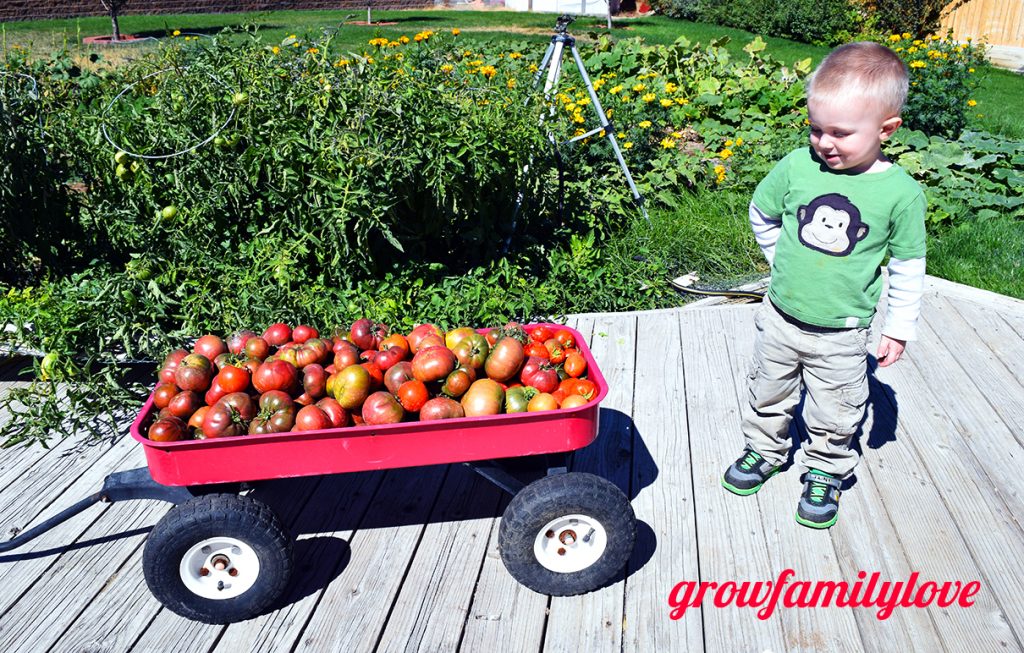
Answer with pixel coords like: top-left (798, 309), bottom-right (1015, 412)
top-left (554, 14), bottom-right (575, 34)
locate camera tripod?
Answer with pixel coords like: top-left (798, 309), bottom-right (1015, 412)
top-left (533, 15), bottom-right (649, 222)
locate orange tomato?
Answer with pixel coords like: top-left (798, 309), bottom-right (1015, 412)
top-left (560, 394), bottom-right (589, 409)
top-left (527, 393), bottom-right (559, 412)
top-left (563, 352), bottom-right (587, 378)
top-left (397, 379), bottom-right (429, 412)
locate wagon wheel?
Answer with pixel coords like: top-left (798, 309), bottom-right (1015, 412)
top-left (499, 472), bottom-right (635, 596)
top-left (143, 493), bottom-right (292, 624)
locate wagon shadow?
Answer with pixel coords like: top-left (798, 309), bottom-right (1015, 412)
top-left (261, 407), bottom-right (658, 604)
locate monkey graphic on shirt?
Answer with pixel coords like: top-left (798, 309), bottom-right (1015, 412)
top-left (797, 193), bottom-right (869, 256)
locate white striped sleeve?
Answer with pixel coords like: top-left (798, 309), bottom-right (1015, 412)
top-left (749, 201), bottom-right (782, 266)
top-left (883, 256), bottom-right (926, 341)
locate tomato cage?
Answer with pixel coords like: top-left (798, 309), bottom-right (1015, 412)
top-left (0, 323), bottom-right (636, 625)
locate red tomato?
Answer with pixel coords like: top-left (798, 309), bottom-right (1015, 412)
top-left (244, 336), bottom-right (271, 360)
top-left (524, 341), bottom-right (549, 359)
top-left (159, 349), bottom-right (189, 384)
top-left (315, 397), bottom-right (350, 428)
top-left (406, 323), bottom-right (443, 354)
top-left (529, 325), bottom-right (554, 343)
top-left (440, 368), bottom-right (472, 398)
top-left (361, 361), bottom-right (385, 390)
top-left (226, 329), bottom-right (257, 355)
top-left (554, 329), bottom-right (576, 349)
top-left (412, 346), bottom-right (457, 383)
top-left (543, 338), bottom-right (566, 365)
top-left (294, 405), bottom-right (331, 431)
top-left (149, 416), bottom-right (186, 442)
top-left (302, 363), bottom-right (327, 399)
top-left (384, 361), bottom-right (416, 395)
top-left (263, 322), bottom-right (292, 347)
top-left (332, 364), bottom-right (372, 410)
top-left (349, 318), bottom-right (389, 351)
top-left (218, 365), bottom-right (251, 393)
top-left (461, 379), bottom-right (505, 416)
top-left (484, 337), bottom-right (525, 383)
top-left (252, 359), bottom-right (299, 395)
top-left (563, 352), bottom-right (587, 378)
top-left (152, 382), bottom-right (178, 409)
top-left (193, 334), bottom-right (227, 361)
top-left (420, 397), bottom-right (466, 421)
top-left (292, 324), bottom-right (319, 343)
top-left (361, 391), bottom-right (405, 425)
top-left (202, 392), bottom-right (256, 438)
top-left (574, 379), bottom-right (598, 400)
top-left (561, 394), bottom-right (589, 408)
top-left (166, 390), bottom-right (202, 420)
top-left (397, 379), bottom-right (429, 412)
top-left (175, 354), bottom-right (213, 392)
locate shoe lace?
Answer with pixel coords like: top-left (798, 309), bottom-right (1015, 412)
top-left (739, 451), bottom-right (761, 471)
top-left (806, 472), bottom-right (835, 504)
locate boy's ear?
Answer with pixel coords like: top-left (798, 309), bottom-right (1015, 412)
top-left (879, 115), bottom-right (903, 141)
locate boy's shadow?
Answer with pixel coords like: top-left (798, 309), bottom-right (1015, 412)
top-left (783, 355), bottom-right (899, 490)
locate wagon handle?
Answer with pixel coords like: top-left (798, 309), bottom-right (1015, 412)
top-left (0, 467), bottom-right (193, 554)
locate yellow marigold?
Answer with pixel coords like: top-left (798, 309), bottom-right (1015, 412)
top-left (578, 97), bottom-right (590, 106)
top-left (620, 94), bottom-right (631, 102)
top-left (889, 34), bottom-right (901, 42)
top-left (593, 79), bottom-right (605, 89)
top-left (664, 81), bottom-right (678, 93)
top-left (529, 64), bottom-right (538, 73)
top-left (675, 97), bottom-right (689, 105)
top-left (335, 58), bottom-right (350, 67)
top-left (967, 99), bottom-right (977, 107)
top-left (480, 65), bottom-right (497, 78)
top-left (735, 137), bottom-right (744, 146)
top-left (909, 60), bottom-right (926, 68)
top-left (623, 141), bottom-right (633, 149)
top-left (642, 93), bottom-right (656, 103)
top-left (292, 41), bottom-right (300, 47)
top-left (660, 98), bottom-right (674, 107)
top-left (388, 41), bottom-right (401, 48)
top-left (470, 59), bottom-right (483, 66)
top-left (633, 84), bottom-right (645, 92)
top-left (272, 46), bottom-right (280, 54)
top-left (969, 67), bottom-right (975, 73)
top-left (573, 113), bottom-right (585, 124)
top-left (902, 32), bottom-right (912, 39)
top-left (638, 120), bottom-right (652, 128)
top-left (566, 103), bottom-right (578, 112)
top-left (719, 148), bottom-right (733, 159)
top-left (440, 64), bottom-right (453, 73)
top-left (452, 28), bottom-right (461, 35)
top-left (172, 30), bottom-right (181, 36)
top-left (507, 78), bottom-right (516, 89)
top-left (369, 37), bottom-right (388, 47)
top-left (931, 34), bottom-right (941, 40)
top-left (617, 132), bottom-right (626, 138)
top-left (605, 109), bottom-right (613, 118)
top-left (609, 85), bottom-right (623, 94)
top-left (510, 52), bottom-right (522, 59)
top-left (400, 36), bottom-right (410, 44)
top-left (598, 129), bottom-right (606, 137)
top-left (913, 39), bottom-right (923, 45)
top-left (307, 47), bottom-right (319, 54)
top-left (574, 128), bottom-right (586, 137)
top-left (725, 139), bottom-right (734, 147)
top-left (907, 46), bottom-right (918, 54)
top-left (661, 138), bottom-right (676, 149)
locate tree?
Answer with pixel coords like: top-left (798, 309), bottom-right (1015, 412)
top-left (99, 0), bottom-right (130, 41)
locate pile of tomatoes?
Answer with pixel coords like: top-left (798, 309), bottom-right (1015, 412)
top-left (145, 320), bottom-right (599, 442)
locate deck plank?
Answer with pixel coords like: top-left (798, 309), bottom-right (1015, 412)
top-left (678, 308), bottom-right (788, 652)
top-left (719, 306), bottom-right (866, 653)
top-left (544, 314), bottom-right (635, 652)
top-left (621, 309), bottom-right (703, 652)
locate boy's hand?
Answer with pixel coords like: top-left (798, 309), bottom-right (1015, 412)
top-left (876, 335), bottom-right (906, 367)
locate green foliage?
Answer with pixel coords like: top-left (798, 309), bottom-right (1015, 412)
top-left (870, 0), bottom-right (968, 39)
top-left (883, 31), bottom-right (986, 138)
top-left (692, 0), bottom-right (865, 47)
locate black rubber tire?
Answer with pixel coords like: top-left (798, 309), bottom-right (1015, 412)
top-left (499, 472), bottom-right (636, 596)
top-left (142, 493), bottom-right (293, 624)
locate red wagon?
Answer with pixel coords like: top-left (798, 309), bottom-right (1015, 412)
top-left (0, 324), bottom-right (636, 624)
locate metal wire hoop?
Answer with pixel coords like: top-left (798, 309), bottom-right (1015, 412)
top-left (101, 66), bottom-right (236, 160)
top-left (0, 71), bottom-right (43, 128)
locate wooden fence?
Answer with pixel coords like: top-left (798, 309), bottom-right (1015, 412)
top-left (940, 0), bottom-right (1024, 48)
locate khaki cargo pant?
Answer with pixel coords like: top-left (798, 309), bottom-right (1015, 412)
top-left (740, 299), bottom-right (871, 479)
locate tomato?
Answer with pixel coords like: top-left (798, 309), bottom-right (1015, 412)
top-left (563, 351), bottom-right (587, 378)
top-left (302, 363), bottom-right (327, 399)
top-left (484, 327), bottom-right (502, 347)
top-left (504, 386), bottom-right (536, 413)
top-left (407, 323), bottom-right (444, 353)
top-left (419, 397), bottom-right (466, 421)
top-left (451, 333), bottom-right (489, 369)
top-left (239, 357), bottom-right (261, 376)
top-left (218, 365), bottom-right (251, 394)
top-left (560, 394), bottom-right (589, 409)
top-left (263, 322), bottom-right (292, 347)
top-left (332, 364), bottom-right (372, 410)
top-left (153, 382), bottom-right (178, 409)
top-left (349, 318), bottom-right (389, 351)
top-left (166, 390), bottom-right (202, 420)
top-left (529, 325), bottom-right (554, 343)
top-left (543, 338), bottom-right (566, 365)
top-left (361, 391), bottom-right (405, 425)
top-left (294, 405), bottom-right (332, 431)
top-left (149, 416), bottom-right (186, 442)
top-left (175, 354), bottom-right (213, 392)
top-left (193, 334), bottom-right (227, 362)
top-left (249, 390), bottom-right (296, 434)
top-left (554, 329), bottom-right (576, 349)
top-left (244, 336), bottom-right (271, 360)
top-left (461, 379), bottom-right (505, 416)
top-left (415, 334), bottom-right (445, 351)
top-left (378, 333), bottom-right (410, 356)
top-left (574, 379), bottom-right (598, 400)
top-left (558, 378), bottom-right (581, 395)
top-left (444, 327), bottom-right (476, 350)
top-left (375, 345), bottom-right (407, 371)
top-left (159, 349), bottom-right (189, 384)
top-left (440, 368), bottom-right (472, 398)
top-left (295, 338), bottom-right (331, 368)
top-left (253, 359), bottom-right (300, 394)
top-left (484, 337), bottom-right (525, 383)
top-left (202, 392), bottom-right (256, 438)
top-left (551, 388), bottom-right (568, 405)
top-left (188, 405), bottom-right (210, 434)
top-left (397, 379), bottom-right (429, 412)
top-left (412, 346), bottom-right (457, 383)
top-left (384, 361), bottom-right (415, 395)
top-left (316, 397), bottom-right (350, 428)
top-left (292, 324), bottom-right (319, 343)
top-left (361, 361), bottom-right (385, 390)
top-left (333, 341), bottom-right (360, 369)
top-left (520, 359), bottom-right (559, 393)
top-left (527, 393), bottom-right (559, 412)
top-left (227, 329), bottom-right (257, 355)
top-left (524, 341), bottom-right (549, 359)
top-left (205, 376), bottom-right (228, 406)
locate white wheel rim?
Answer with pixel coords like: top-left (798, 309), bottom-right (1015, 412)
top-left (533, 513), bottom-right (607, 574)
top-left (179, 536), bottom-right (260, 600)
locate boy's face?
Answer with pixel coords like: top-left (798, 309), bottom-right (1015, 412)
top-left (806, 97), bottom-right (902, 174)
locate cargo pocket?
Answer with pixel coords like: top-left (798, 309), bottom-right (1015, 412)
top-left (833, 377), bottom-right (869, 436)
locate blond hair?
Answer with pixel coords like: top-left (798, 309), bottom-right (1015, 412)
top-left (806, 42), bottom-right (909, 117)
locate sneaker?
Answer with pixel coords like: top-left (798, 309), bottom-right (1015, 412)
top-left (722, 448), bottom-right (780, 496)
top-left (796, 470), bottom-right (842, 529)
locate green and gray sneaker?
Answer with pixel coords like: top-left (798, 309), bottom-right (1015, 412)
top-left (722, 449), bottom-right (780, 496)
top-left (796, 470), bottom-right (842, 529)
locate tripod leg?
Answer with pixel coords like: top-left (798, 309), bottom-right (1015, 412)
top-left (569, 43), bottom-right (650, 222)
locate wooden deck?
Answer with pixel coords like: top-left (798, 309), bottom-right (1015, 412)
top-left (1, 276), bottom-right (1023, 652)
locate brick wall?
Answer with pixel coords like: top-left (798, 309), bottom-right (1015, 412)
top-left (0, 1), bottom-right (435, 23)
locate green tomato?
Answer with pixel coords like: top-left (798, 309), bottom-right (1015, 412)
top-left (161, 205), bottom-right (178, 221)
top-left (114, 150), bottom-right (130, 165)
top-left (232, 91), bottom-right (249, 106)
top-left (115, 163), bottom-right (130, 179)
top-left (40, 352), bottom-right (59, 381)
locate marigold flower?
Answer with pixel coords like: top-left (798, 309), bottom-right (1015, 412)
top-left (725, 139), bottom-right (734, 147)
top-left (307, 47), bottom-right (319, 54)
top-left (480, 65), bottom-right (497, 78)
top-left (272, 46), bottom-right (280, 54)
top-left (623, 141), bottom-right (633, 149)
top-left (661, 138), bottom-right (676, 149)
top-left (660, 98), bottom-right (674, 107)
top-left (172, 30), bottom-right (181, 37)
top-left (664, 81), bottom-right (678, 93)
top-left (440, 64), bottom-right (454, 73)
top-left (675, 97), bottom-right (689, 105)
top-left (400, 35), bottom-right (411, 44)
top-left (641, 93), bottom-right (655, 103)
top-left (633, 84), bottom-right (645, 92)
top-left (909, 60), bottom-right (926, 68)
top-left (529, 64), bottom-right (538, 73)
top-left (889, 34), bottom-right (901, 42)
top-left (610, 85), bottom-right (623, 94)
top-left (452, 28), bottom-right (461, 35)
top-left (638, 120), bottom-right (652, 128)
top-left (735, 137), bottom-right (744, 146)
top-left (507, 79), bottom-right (516, 89)
top-left (509, 52), bottom-right (522, 59)
top-left (967, 99), bottom-right (977, 107)
top-left (902, 32), bottom-right (912, 39)
top-left (719, 148), bottom-right (733, 159)
top-left (617, 131), bottom-right (626, 138)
